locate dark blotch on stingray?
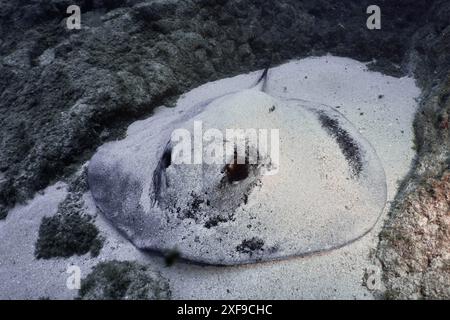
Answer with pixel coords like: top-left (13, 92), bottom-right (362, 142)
top-left (236, 237), bottom-right (265, 256)
top-left (317, 111), bottom-right (363, 177)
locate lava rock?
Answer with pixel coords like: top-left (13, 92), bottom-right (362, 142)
top-left (79, 260), bottom-right (171, 300)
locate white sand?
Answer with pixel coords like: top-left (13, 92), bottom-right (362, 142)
top-left (0, 56), bottom-right (420, 299)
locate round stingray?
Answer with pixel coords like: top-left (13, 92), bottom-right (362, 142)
top-left (88, 89), bottom-right (387, 265)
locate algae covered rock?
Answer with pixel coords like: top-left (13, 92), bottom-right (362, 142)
top-left (79, 260), bottom-right (171, 300)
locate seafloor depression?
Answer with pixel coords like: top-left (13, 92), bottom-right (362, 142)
top-left (88, 58), bottom-right (387, 265)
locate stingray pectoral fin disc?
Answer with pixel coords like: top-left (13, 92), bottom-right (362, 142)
top-left (88, 89), bottom-right (387, 265)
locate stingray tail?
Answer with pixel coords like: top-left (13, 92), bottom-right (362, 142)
top-left (253, 64), bottom-right (270, 92)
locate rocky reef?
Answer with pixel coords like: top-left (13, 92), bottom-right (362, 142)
top-left (78, 260), bottom-right (171, 300)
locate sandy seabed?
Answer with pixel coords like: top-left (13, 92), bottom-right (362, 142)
top-left (0, 56), bottom-right (420, 299)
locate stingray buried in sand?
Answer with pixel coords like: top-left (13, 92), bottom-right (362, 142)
top-left (88, 67), bottom-right (387, 265)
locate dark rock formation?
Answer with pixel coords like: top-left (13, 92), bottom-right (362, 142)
top-left (378, 172), bottom-right (450, 299)
top-left (34, 167), bottom-right (104, 258)
top-left (79, 260), bottom-right (171, 300)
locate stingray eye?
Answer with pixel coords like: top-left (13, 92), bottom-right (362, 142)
top-left (161, 147), bottom-right (172, 169)
top-left (225, 162), bottom-right (249, 183)
top-left (224, 148), bottom-right (249, 183)
top-left (152, 144), bottom-right (172, 203)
